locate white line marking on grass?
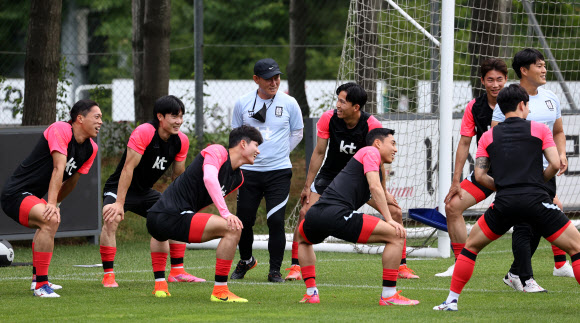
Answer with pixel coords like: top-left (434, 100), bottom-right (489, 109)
top-left (6, 274), bottom-right (578, 295)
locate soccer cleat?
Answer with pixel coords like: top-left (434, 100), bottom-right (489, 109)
top-left (398, 264), bottom-right (419, 279)
top-left (432, 299), bottom-right (458, 311)
top-left (268, 270), bottom-right (285, 283)
top-left (168, 272), bottom-right (206, 283)
top-left (523, 278), bottom-right (547, 293)
top-left (33, 284), bottom-right (60, 298)
top-left (503, 272), bottom-right (523, 292)
top-left (30, 281), bottom-right (62, 291)
top-left (435, 264), bottom-right (455, 277)
top-left (102, 273), bottom-right (119, 288)
top-left (553, 261), bottom-right (575, 278)
top-left (152, 281), bottom-right (171, 297)
top-left (230, 257), bottom-right (257, 280)
top-left (284, 265), bottom-right (302, 281)
top-left (299, 291), bottom-right (320, 304)
top-left (379, 290), bottom-right (419, 306)
top-left (210, 288), bottom-right (248, 303)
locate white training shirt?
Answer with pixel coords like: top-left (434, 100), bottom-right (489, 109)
top-left (492, 86), bottom-right (561, 168)
top-left (232, 89), bottom-right (304, 172)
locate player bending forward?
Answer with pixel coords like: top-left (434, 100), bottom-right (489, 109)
top-left (297, 128), bottom-right (419, 306)
top-left (1, 100), bottom-right (101, 297)
top-left (287, 82), bottom-right (417, 281)
top-left (146, 125), bottom-right (262, 301)
top-left (434, 84), bottom-right (580, 311)
top-left (100, 95), bottom-right (204, 288)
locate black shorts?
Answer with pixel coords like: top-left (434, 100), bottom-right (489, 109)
top-left (299, 203), bottom-right (380, 245)
top-left (103, 188), bottom-right (161, 218)
top-left (478, 193), bottom-right (570, 242)
top-left (147, 210), bottom-right (212, 243)
top-left (310, 176), bottom-right (333, 195)
top-left (460, 171), bottom-right (494, 203)
top-left (1, 192), bottom-right (46, 228)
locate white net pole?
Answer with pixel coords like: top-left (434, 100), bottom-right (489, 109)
top-left (437, 0), bottom-right (454, 258)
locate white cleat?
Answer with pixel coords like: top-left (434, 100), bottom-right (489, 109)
top-left (553, 261), bottom-right (575, 278)
top-left (503, 272), bottom-right (523, 292)
top-left (31, 281), bottom-right (62, 291)
top-left (523, 278), bottom-right (547, 293)
top-left (433, 299), bottom-right (458, 311)
top-left (435, 264), bottom-right (455, 277)
top-left (33, 284), bottom-right (60, 298)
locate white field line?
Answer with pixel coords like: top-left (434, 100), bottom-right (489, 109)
top-left (5, 276), bottom-right (579, 295)
top-left (3, 244), bottom-right (552, 281)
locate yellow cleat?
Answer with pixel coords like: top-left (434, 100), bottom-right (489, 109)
top-left (152, 280), bottom-right (171, 297)
top-left (210, 286), bottom-right (248, 303)
top-left (154, 290), bottom-right (171, 297)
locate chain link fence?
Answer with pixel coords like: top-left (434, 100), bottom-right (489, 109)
top-left (0, 1), bottom-right (348, 140)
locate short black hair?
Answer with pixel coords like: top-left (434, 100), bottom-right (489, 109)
top-left (69, 99), bottom-right (99, 125)
top-left (336, 82), bottom-right (367, 109)
top-left (480, 58), bottom-right (508, 78)
top-left (152, 95), bottom-right (186, 128)
top-left (497, 84), bottom-right (529, 115)
top-left (366, 128), bottom-right (395, 146)
top-left (229, 125), bottom-right (264, 148)
top-left (512, 48), bottom-right (545, 79)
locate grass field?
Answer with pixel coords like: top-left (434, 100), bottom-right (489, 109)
top-left (2, 234), bottom-right (579, 322)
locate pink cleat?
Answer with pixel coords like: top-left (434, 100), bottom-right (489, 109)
top-left (168, 272), bottom-right (206, 283)
top-left (285, 265), bottom-right (302, 281)
top-left (299, 291), bottom-right (320, 304)
top-left (379, 291), bottom-right (419, 306)
top-left (398, 264), bottom-right (420, 279)
top-left (102, 273), bottom-right (119, 288)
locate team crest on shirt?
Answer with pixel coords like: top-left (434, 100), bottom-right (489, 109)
top-left (275, 106), bottom-right (283, 117)
top-left (545, 100), bottom-right (554, 111)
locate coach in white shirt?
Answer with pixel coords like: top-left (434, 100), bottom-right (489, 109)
top-left (229, 58), bottom-right (304, 283)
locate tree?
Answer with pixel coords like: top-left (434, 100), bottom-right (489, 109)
top-left (22, 0), bottom-right (62, 125)
top-left (135, 0), bottom-right (171, 123)
top-left (468, 0), bottom-right (512, 98)
top-left (132, 0), bottom-right (145, 122)
top-left (288, 0), bottom-right (310, 117)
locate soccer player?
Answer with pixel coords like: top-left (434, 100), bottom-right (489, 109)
top-left (297, 128), bottom-right (419, 306)
top-left (0, 99), bottom-right (101, 297)
top-left (436, 58), bottom-right (508, 277)
top-left (491, 49), bottom-right (573, 292)
top-left (146, 125), bottom-right (262, 301)
top-left (230, 58), bottom-right (304, 283)
top-left (99, 95), bottom-right (204, 288)
top-left (434, 84), bottom-right (580, 311)
top-left (286, 82), bottom-right (417, 281)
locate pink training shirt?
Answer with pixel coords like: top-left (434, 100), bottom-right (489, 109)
top-left (127, 123), bottom-right (189, 161)
top-left (460, 99), bottom-right (477, 137)
top-left (43, 121), bottom-right (98, 174)
top-left (353, 146), bottom-right (381, 174)
top-left (476, 121), bottom-right (556, 159)
top-left (201, 144), bottom-right (232, 218)
top-left (317, 109), bottom-right (383, 139)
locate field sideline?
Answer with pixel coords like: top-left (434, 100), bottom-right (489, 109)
top-left (1, 236), bottom-right (579, 322)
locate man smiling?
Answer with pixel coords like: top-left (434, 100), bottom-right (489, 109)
top-left (230, 58), bottom-right (304, 283)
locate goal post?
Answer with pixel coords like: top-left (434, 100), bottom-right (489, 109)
top-left (337, 0), bottom-right (455, 257)
top-left (437, 0), bottom-right (455, 258)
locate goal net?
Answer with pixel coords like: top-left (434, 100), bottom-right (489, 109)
top-left (284, 0), bottom-right (580, 257)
